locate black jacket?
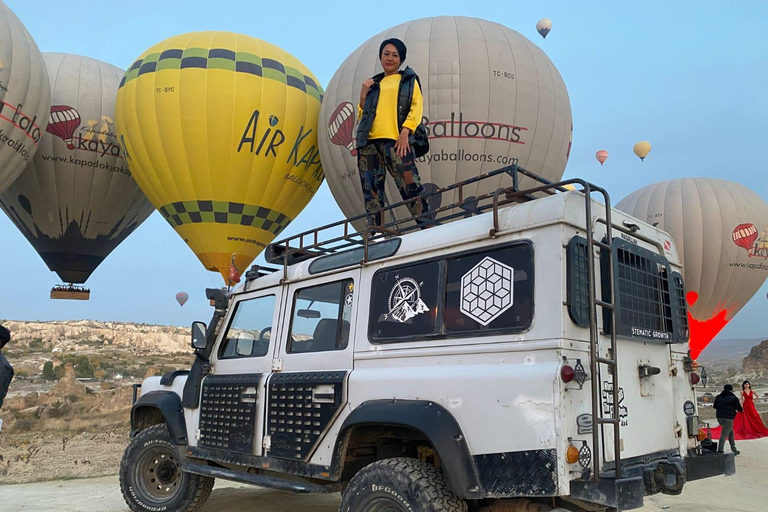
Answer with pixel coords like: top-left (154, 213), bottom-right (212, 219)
top-left (713, 390), bottom-right (743, 420)
top-left (0, 324), bottom-right (11, 410)
top-left (356, 66), bottom-right (420, 149)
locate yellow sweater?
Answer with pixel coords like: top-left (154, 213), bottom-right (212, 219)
top-left (358, 74), bottom-right (424, 141)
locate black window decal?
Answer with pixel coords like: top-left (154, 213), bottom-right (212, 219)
top-left (369, 261), bottom-right (441, 340)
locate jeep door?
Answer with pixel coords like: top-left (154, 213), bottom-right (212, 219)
top-left (196, 287), bottom-right (282, 458)
top-left (263, 269), bottom-right (360, 464)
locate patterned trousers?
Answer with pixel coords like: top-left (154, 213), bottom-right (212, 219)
top-left (357, 139), bottom-right (429, 227)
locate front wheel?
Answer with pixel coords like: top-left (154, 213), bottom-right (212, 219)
top-left (340, 457), bottom-right (468, 512)
top-left (119, 424), bottom-right (214, 512)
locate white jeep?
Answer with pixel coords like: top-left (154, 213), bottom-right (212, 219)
top-left (120, 167), bottom-right (734, 512)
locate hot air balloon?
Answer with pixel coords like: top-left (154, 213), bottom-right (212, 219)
top-left (0, 1), bottom-right (51, 194)
top-left (536, 18), bottom-right (553, 39)
top-left (0, 53), bottom-right (154, 295)
top-left (633, 141), bottom-right (651, 161)
top-left (175, 292), bottom-right (189, 307)
top-left (46, 105), bottom-right (81, 149)
top-left (328, 102), bottom-right (357, 156)
top-left (116, 32), bottom-right (324, 284)
top-left (616, 178), bottom-right (768, 359)
top-left (596, 150), bottom-right (608, 165)
top-left (318, 16), bottom-right (572, 231)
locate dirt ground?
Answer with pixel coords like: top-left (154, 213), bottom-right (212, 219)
top-left (0, 439), bottom-right (764, 512)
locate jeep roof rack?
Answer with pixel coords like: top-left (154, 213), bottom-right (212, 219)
top-left (265, 164), bottom-right (570, 272)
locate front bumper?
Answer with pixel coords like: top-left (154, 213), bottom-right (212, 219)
top-left (570, 450), bottom-right (735, 511)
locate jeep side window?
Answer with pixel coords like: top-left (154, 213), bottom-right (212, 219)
top-left (369, 261), bottom-right (441, 340)
top-left (218, 294), bottom-right (276, 359)
top-left (287, 279), bottom-right (353, 353)
top-left (444, 244), bottom-right (534, 333)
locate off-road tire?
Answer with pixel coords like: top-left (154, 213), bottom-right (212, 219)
top-left (119, 424), bottom-right (214, 512)
top-left (340, 457), bottom-right (468, 512)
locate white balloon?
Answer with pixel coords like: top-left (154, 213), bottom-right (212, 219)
top-left (318, 16), bottom-right (572, 230)
top-left (536, 18), bottom-right (553, 39)
top-left (0, 54), bottom-right (153, 284)
top-left (0, 0), bottom-right (51, 193)
top-left (616, 178), bottom-right (768, 358)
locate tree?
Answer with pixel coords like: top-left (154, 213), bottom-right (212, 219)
top-left (42, 361), bottom-right (56, 381)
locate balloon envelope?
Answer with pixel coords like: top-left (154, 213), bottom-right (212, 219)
top-left (0, 53), bottom-right (154, 284)
top-left (0, 0), bottom-right (51, 193)
top-left (596, 150), bottom-right (608, 165)
top-left (536, 18), bottom-right (552, 39)
top-left (633, 141), bottom-right (651, 161)
top-left (616, 178), bottom-right (768, 359)
top-left (175, 291), bottom-right (189, 306)
top-left (116, 32), bottom-right (324, 283)
top-left (319, 16), bottom-right (572, 230)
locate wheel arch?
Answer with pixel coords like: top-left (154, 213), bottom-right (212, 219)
top-left (131, 390), bottom-right (188, 445)
top-left (334, 399), bottom-right (482, 499)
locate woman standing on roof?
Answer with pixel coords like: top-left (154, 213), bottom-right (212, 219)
top-left (357, 38), bottom-right (429, 228)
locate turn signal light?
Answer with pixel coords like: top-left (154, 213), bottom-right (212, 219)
top-left (561, 365), bottom-right (575, 383)
top-left (566, 445), bottom-right (580, 464)
top-left (690, 372), bottom-right (701, 385)
top-left (697, 429), bottom-right (707, 442)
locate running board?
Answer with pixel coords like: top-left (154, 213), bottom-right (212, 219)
top-left (183, 463), bottom-right (343, 494)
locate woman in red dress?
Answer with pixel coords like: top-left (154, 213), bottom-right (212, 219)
top-left (711, 380), bottom-right (768, 440)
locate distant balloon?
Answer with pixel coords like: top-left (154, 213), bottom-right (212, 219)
top-left (116, 32), bottom-right (324, 283)
top-left (633, 141), bottom-right (651, 161)
top-left (175, 292), bottom-right (189, 307)
top-left (319, 16), bottom-right (572, 231)
top-left (0, 53), bottom-right (154, 285)
top-left (0, 1), bottom-right (51, 194)
top-left (536, 18), bottom-right (552, 39)
top-left (617, 178), bottom-right (768, 359)
top-left (596, 150), bottom-right (608, 165)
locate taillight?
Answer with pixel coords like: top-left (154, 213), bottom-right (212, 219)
top-left (697, 429), bottom-right (707, 442)
top-left (566, 445), bottom-right (579, 464)
top-left (561, 365), bottom-right (575, 383)
top-left (690, 372), bottom-right (701, 385)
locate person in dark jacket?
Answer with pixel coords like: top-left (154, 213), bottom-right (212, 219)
top-left (356, 37), bottom-right (429, 228)
top-left (0, 324), bottom-right (13, 432)
top-left (713, 383), bottom-right (742, 454)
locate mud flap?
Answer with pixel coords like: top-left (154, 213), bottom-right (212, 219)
top-left (685, 451), bottom-right (736, 481)
top-left (569, 477), bottom-right (644, 511)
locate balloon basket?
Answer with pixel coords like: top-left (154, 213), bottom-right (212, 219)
top-left (50, 284), bottom-right (90, 300)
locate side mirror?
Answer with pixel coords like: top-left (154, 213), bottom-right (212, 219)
top-left (191, 321), bottom-right (208, 350)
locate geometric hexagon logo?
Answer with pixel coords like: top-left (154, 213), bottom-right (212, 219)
top-left (460, 257), bottom-right (514, 326)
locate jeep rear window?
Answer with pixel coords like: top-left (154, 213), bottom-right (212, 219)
top-left (600, 238), bottom-right (687, 343)
top-left (369, 242), bottom-right (534, 343)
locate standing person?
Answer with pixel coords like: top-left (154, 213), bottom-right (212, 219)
top-left (356, 38), bottom-right (429, 228)
top-left (736, 380), bottom-right (768, 438)
top-left (0, 324), bottom-right (13, 432)
top-left (713, 383), bottom-right (742, 455)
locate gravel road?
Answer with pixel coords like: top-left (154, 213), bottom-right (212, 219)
top-left (2, 439), bottom-right (765, 512)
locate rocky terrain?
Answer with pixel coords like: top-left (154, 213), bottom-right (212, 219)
top-left (0, 319), bottom-right (193, 484)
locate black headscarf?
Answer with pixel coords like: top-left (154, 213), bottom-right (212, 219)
top-left (379, 38), bottom-right (407, 63)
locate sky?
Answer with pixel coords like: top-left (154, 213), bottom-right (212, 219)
top-left (1, 1), bottom-right (767, 342)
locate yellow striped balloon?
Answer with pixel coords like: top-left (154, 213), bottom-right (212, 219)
top-left (115, 32), bottom-right (324, 282)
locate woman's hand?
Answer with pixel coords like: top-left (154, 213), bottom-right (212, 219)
top-left (395, 127), bottom-right (410, 158)
top-left (360, 78), bottom-right (375, 106)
